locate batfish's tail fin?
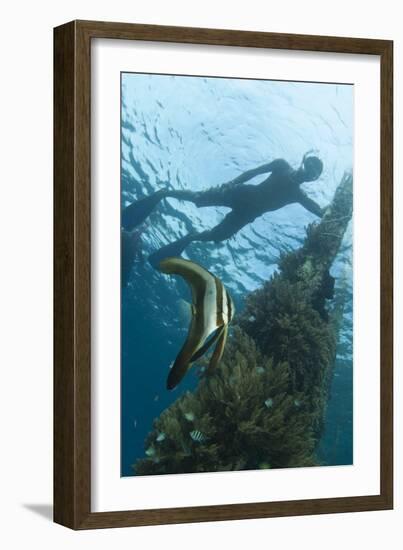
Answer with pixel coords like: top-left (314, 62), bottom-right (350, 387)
top-left (122, 189), bottom-right (168, 231)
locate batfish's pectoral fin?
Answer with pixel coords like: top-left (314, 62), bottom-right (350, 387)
top-left (207, 324), bottom-right (228, 374)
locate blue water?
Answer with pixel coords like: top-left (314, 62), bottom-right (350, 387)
top-left (121, 73), bottom-right (353, 476)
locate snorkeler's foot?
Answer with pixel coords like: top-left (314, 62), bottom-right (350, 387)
top-left (148, 233), bottom-right (197, 269)
top-left (121, 188), bottom-right (169, 231)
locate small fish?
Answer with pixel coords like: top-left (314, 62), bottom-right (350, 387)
top-left (264, 398), bottom-right (273, 409)
top-left (133, 419), bottom-right (137, 429)
top-left (189, 430), bottom-right (205, 443)
top-left (145, 446), bottom-right (156, 457)
top-left (153, 394), bottom-right (160, 402)
top-left (248, 315), bottom-right (256, 322)
top-left (159, 258), bottom-right (235, 390)
top-left (294, 399), bottom-right (301, 407)
top-left (184, 412), bottom-right (195, 422)
top-left (256, 367), bottom-right (265, 374)
top-left (156, 432), bottom-right (166, 442)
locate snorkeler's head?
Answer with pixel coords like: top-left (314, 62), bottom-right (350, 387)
top-left (300, 155), bottom-right (323, 182)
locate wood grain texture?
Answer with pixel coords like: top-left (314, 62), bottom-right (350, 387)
top-left (54, 21), bottom-right (92, 529)
top-left (73, 19), bottom-right (391, 54)
top-left (54, 20), bottom-right (393, 530)
top-left (54, 21), bottom-right (77, 528)
top-left (380, 40), bottom-right (393, 507)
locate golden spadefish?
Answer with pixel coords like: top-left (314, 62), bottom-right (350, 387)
top-left (159, 257), bottom-right (235, 389)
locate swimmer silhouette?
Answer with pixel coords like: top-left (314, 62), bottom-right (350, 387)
top-left (122, 153), bottom-right (325, 266)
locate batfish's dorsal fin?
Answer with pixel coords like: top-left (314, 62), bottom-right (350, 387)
top-left (159, 257), bottom-right (215, 298)
top-left (160, 257), bottom-right (219, 390)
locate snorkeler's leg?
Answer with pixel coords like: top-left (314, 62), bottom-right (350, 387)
top-left (122, 188), bottom-right (169, 231)
top-left (168, 185), bottom-right (236, 208)
top-left (196, 211), bottom-right (245, 242)
top-left (148, 210), bottom-right (246, 268)
top-left (166, 189), bottom-right (202, 203)
top-left (150, 211), bottom-right (244, 268)
top-left (148, 232), bottom-right (199, 268)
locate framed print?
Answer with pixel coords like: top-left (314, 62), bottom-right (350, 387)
top-left (54, 20), bottom-right (393, 529)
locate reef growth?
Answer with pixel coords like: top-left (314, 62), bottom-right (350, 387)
top-left (135, 172), bottom-right (353, 475)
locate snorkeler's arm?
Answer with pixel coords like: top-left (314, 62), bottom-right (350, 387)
top-left (297, 191), bottom-right (324, 218)
top-left (230, 159), bottom-right (290, 185)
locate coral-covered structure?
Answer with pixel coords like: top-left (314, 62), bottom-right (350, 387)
top-left (135, 173), bottom-right (353, 475)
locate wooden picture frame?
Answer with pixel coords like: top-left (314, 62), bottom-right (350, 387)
top-left (54, 20), bottom-right (393, 529)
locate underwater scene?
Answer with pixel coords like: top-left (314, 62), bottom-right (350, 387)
top-left (121, 72), bottom-right (353, 477)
